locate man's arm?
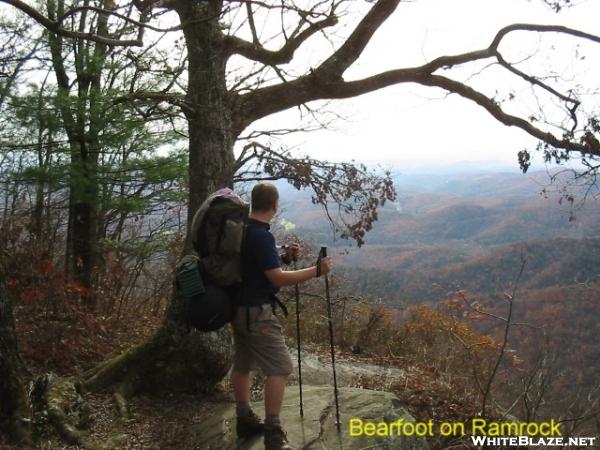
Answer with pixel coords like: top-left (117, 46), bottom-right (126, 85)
top-left (264, 257), bottom-right (332, 287)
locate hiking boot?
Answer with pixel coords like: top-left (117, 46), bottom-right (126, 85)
top-left (236, 410), bottom-right (265, 439)
top-left (264, 425), bottom-right (293, 450)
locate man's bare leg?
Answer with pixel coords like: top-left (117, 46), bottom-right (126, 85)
top-left (264, 375), bottom-right (288, 415)
top-left (231, 370), bottom-right (251, 403)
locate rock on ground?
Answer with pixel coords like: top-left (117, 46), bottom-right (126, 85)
top-left (287, 349), bottom-right (405, 388)
top-left (192, 385), bottom-right (428, 450)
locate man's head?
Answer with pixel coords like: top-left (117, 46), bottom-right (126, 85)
top-left (251, 182), bottom-right (279, 216)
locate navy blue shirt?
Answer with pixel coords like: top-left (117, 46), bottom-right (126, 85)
top-left (241, 218), bottom-right (281, 302)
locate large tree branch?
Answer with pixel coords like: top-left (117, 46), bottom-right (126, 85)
top-left (234, 0), bottom-right (406, 127)
top-left (316, 0), bottom-right (400, 77)
top-left (420, 24), bottom-right (600, 74)
top-left (111, 91), bottom-right (193, 115)
top-left (239, 64), bottom-right (599, 157)
top-left (235, 0), bottom-right (421, 124)
top-left (420, 74), bottom-right (599, 157)
top-left (235, 65), bottom-right (427, 129)
top-left (223, 13), bottom-right (338, 65)
top-left (489, 23), bottom-right (600, 50)
top-left (0, 0), bottom-right (144, 46)
top-left (327, 69), bottom-right (600, 157)
top-left (236, 10), bottom-right (600, 158)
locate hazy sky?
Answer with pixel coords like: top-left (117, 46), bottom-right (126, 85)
top-left (4, 0), bottom-right (598, 171)
top-left (245, 0), bottom-right (600, 170)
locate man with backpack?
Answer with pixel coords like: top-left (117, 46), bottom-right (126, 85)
top-left (232, 182), bottom-right (332, 450)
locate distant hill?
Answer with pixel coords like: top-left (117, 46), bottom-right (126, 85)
top-left (336, 237), bottom-right (600, 305)
top-left (393, 171), bottom-right (543, 197)
top-left (276, 167), bottom-right (600, 427)
top-left (282, 187), bottom-right (600, 247)
top-left (375, 193), bottom-right (599, 245)
top-left (275, 169), bottom-right (600, 304)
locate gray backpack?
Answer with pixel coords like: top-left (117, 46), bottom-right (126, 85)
top-left (176, 188), bottom-right (249, 331)
top-left (190, 188), bottom-right (249, 285)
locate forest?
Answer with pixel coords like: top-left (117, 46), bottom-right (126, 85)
top-left (1, 0), bottom-right (599, 449)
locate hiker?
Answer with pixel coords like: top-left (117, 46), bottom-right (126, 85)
top-left (231, 182), bottom-right (332, 450)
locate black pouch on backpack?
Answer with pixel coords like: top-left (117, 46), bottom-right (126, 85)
top-left (175, 253), bottom-right (234, 332)
top-left (176, 255), bottom-right (205, 297)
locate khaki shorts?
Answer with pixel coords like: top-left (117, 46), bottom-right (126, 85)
top-left (231, 304), bottom-right (293, 376)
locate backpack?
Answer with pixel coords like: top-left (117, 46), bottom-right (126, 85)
top-left (175, 188), bottom-right (249, 331)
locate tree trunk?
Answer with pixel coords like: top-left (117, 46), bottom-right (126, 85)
top-left (47, 0), bottom-right (100, 307)
top-left (82, 2), bottom-right (238, 401)
top-left (66, 168), bottom-right (98, 298)
top-left (0, 280), bottom-right (32, 444)
top-left (180, 1), bottom-right (237, 233)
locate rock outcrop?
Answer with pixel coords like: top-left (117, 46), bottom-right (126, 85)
top-left (192, 385), bottom-right (428, 449)
top-left (287, 349), bottom-right (405, 388)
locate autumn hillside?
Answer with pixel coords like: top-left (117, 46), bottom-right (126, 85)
top-left (278, 167), bottom-right (600, 303)
top-left (336, 237), bottom-right (600, 304)
top-left (277, 166), bottom-right (600, 434)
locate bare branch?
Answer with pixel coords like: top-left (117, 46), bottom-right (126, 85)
top-left (55, 5), bottom-right (206, 33)
top-left (0, 0), bottom-right (144, 46)
top-left (111, 92), bottom-right (192, 115)
top-left (224, 0), bottom-right (334, 16)
top-left (421, 24), bottom-right (600, 74)
top-left (420, 74), bottom-right (600, 157)
top-left (495, 53), bottom-right (578, 106)
top-left (224, 13), bottom-right (338, 65)
top-left (237, 12), bottom-right (600, 161)
top-left (490, 23), bottom-right (600, 50)
top-left (244, 1), bottom-right (259, 45)
top-left (316, 0), bottom-right (400, 77)
top-left (481, 256), bottom-right (527, 418)
top-left (239, 67), bottom-right (598, 157)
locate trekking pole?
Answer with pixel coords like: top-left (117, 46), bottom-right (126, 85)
top-left (294, 258), bottom-right (304, 417)
top-left (321, 246), bottom-right (341, 432)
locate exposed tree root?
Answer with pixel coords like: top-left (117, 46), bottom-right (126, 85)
top-left (113, 375), bottom-right (138, 418)
top-left (31, 373), bottom-right (91, 446)
top-left (83, 323), bottom-right (178, 418)
top-left (83, 298), bottom-right (235, 416)
top-left (113, 390), bottom-right (130, 419)
top-left (83, 333), bottom-right (165, 393)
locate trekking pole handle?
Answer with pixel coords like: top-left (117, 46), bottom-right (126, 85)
top-left (316, 246), bottom-right (327, 277)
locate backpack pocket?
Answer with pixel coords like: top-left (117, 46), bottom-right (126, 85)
top-left (176, 255), bottom-right (205, 297)
top-left (219, 218), bottom-right (244, 255)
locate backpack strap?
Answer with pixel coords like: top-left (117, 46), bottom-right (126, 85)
top-left (271, 294), bottom-right (289, 317)
top-left (246, 306), bottom-right (250, 333)
top-left (238, 219), bottom-right (250, 331)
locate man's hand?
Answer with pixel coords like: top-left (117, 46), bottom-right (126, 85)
top-left (281, 244), bottom-right (300, 264)
top-left (318, 256), bottom-right (333, 276)
top-left (264, 253), bottom-right (332, 287)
